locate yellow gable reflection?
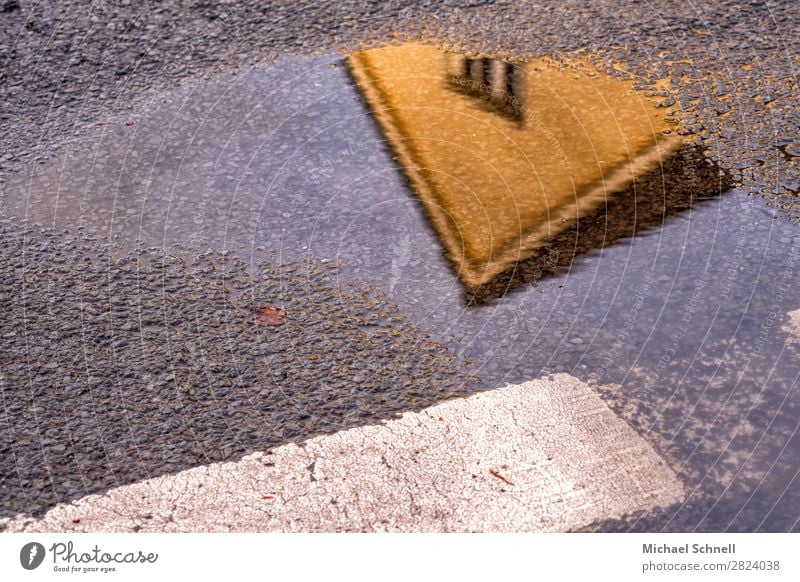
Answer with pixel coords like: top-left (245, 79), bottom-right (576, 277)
top-left (347, 43), bottom-right (682, 288)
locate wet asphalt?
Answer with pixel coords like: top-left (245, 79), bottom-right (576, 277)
top-left (0, 222), bottom-right (476, 518)
top-left (1, 1), bottom-right (800, 531)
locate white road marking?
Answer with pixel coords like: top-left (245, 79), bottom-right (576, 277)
top-left (2, 374), bottom-right (683, 532)
top-left (783, 309), bottom-right (800, 346)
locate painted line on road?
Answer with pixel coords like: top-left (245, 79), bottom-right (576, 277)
top-left (2, 374), bottom-right (683, 532)
top-left (783, 309), bottom-right (800, 347)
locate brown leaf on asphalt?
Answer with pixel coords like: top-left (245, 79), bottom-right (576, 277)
top-left (250, 305), bottom-right (285, 327)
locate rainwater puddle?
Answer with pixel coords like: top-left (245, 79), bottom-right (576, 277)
top-left (5, 43), bottom-right (800, 530)
top-left (348, 43), bottom-right (685, 290)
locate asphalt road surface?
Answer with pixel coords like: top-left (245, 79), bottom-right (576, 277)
top-left (1, 0), bottom-right (799, 532)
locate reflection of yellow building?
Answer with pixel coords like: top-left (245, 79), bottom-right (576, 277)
top-left (347, 43), bottom-right (682, 288)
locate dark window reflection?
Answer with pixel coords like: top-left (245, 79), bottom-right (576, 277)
top-left (448, 56), bottom-right (525, 122)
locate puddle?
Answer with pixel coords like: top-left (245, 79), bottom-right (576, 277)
top-left (4, 42), bottom-right (800, 531)
top-left (347, 44), bottom-right (687, 290)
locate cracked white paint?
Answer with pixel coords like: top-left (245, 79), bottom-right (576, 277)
top-left (2, 374), bottom-right (683, 532)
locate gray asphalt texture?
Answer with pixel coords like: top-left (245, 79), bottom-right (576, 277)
top-left (1, 1), bottom-right (798, 216)
top-left (1, 0), bottom-right (799, 532)
top-left (0, 220), bottom-right (474, 518)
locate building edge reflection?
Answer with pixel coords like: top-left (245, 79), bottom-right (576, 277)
top-left (465, 143), bottom-right (734, 305)
top-left (347, 44), bottom-right (731, 305)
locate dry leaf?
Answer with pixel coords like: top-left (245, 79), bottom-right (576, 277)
top-left (250, 305), bottom-right (285, 327)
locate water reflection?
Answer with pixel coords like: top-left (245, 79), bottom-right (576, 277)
top-left (3, 46), bottom-right (798, 532)
top-left (347, 44), bottom-right (729, 300)
top-left (447, 55), bottom-right (527, 122)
